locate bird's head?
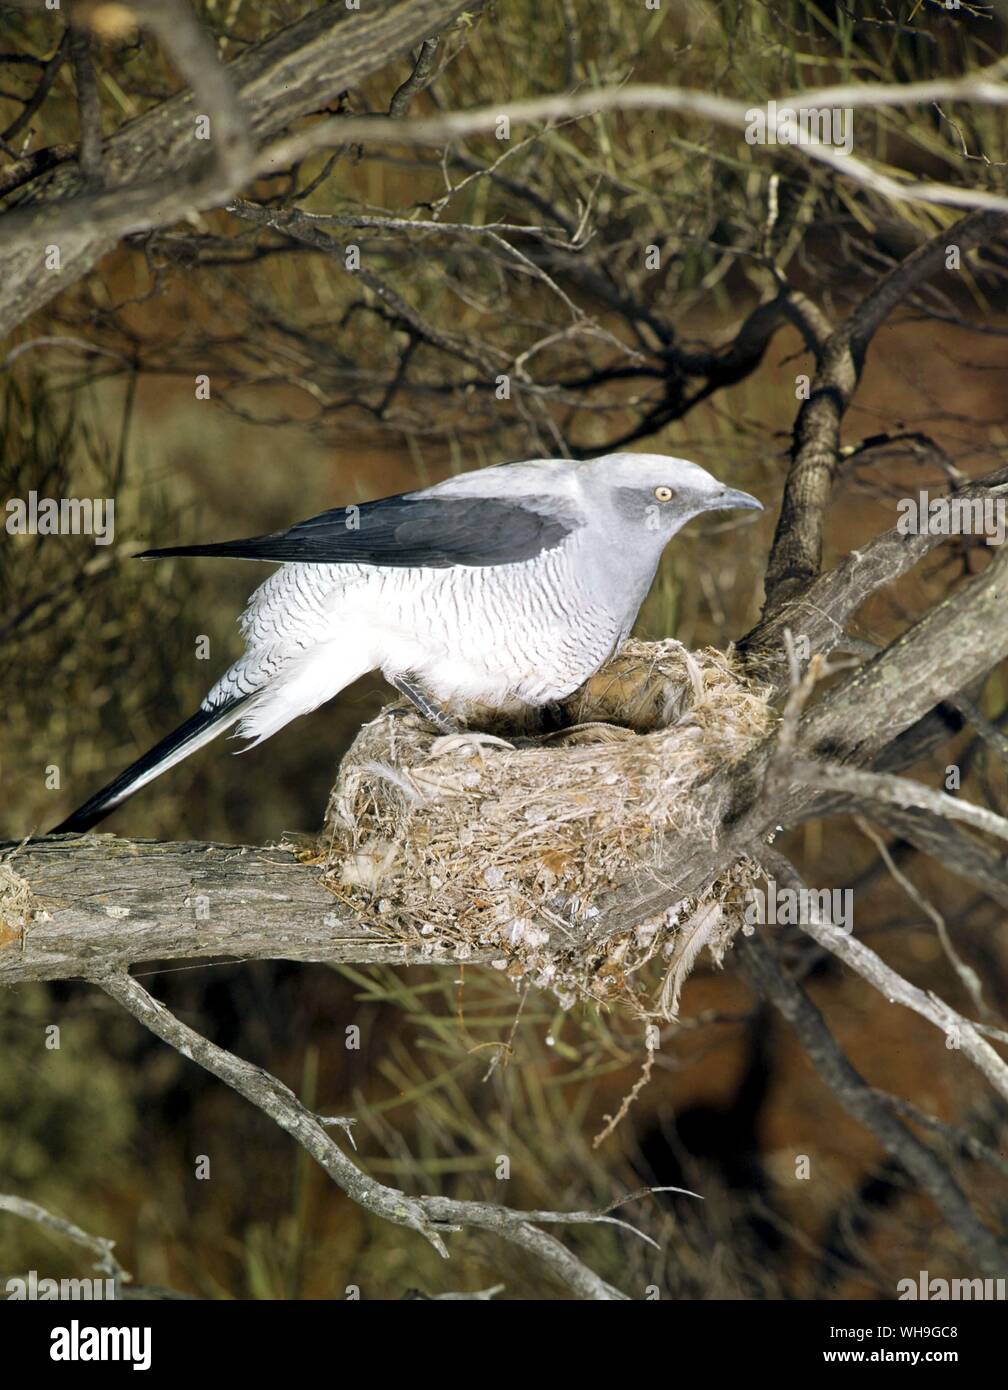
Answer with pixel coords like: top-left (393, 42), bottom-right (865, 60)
top-left (582, 451), bottom-right (763, 541)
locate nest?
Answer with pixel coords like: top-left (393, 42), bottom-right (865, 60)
top-left (319, 640), bottom-right (775, 1017)
top-left (0, 860), bottom-right (38, 948)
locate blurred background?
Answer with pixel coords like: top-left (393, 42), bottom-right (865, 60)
top-left (1, 0), bottom-right (1007, 1297)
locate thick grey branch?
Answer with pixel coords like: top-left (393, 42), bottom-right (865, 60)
top-left (0, 836), bottom-right (469, 986)
top-left (742, 468), bottom-right (1008, 695)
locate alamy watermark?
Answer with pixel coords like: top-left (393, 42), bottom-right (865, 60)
top-left (4, 491), bottom-right (115, 546)
top-left (898, 1270), bottom-right (1006, 1301)
top-left (745, 101), bottom-right (854, 156)
top-left (6, 1268), bottom-right (116, 1299)
top-left (50, 1319), bottom-right (151, 1371)
top-left (744, 880), bottom-right (853, 932)
top-left (896, 491), bottom-right (1006, 547)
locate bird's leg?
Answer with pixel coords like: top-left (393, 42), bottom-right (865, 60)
top-left (389, 676), bottom-right (460, 735)
top-left (540, 700), bottom-right (568, 733)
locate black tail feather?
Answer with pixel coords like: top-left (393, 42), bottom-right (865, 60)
top-left (50, 700), bottom-right (246, 834)
top-left (138, 541), bottom-right (278, 561)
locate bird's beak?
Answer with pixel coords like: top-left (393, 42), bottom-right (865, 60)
top-left (708, 486), bottom-right (763, 513)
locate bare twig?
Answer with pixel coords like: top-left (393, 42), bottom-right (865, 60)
top-left (789, 759), bottom-right (1008, 846)
top-left (389, 37), bottom-right (441, 118)
top-left (69, 26), bottom-right (103, 182)
top-left (0, 1193), bottom-right (128, 1289)
top-left (853, 815), bottom-right (988, 1018)
top-left (736, 935), bottom-right (1008, 1279)
top-left (1, 29), bottom-right (69, 144)
top-left (259, 65), bottom-right (1008, 215)
top-left (752, 850), bottom-right (1008, 1107)
top-left (97, 968), bottom-right (667, 1299)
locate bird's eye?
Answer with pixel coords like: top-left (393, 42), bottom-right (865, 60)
top-left (654, 485), bottom-right (675, 502)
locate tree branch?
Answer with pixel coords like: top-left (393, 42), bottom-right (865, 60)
top-left (754, 849), bottom-right (1008, 1108)
top-left (741, 468), bottom-right (1008, 693)
top-left (0, 1192), bottom-right (128, 1288)
top-left (0, 836), bottom-right (466, 987)
top-left (257, 64), bottom-right (1008, 216)
top-left (68, 25), bottom-right (103, 183)
top-left (751, 210), bottom-right (1008, 631)
top-left (789, 759), bottom-right (1008, 845)
top-left (736, 934), bottom-right (1008, 1279)
top-left (0, 0), bottom-right (483, 336)
top-left (99, 968), bottom-right (646, 1299)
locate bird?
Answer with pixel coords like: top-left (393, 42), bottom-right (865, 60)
top-left (51, 452), bottom-right (762, 833)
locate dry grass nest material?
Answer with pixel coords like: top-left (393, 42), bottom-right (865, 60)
top-left (320, 640), bottom-right (775, 1017)
top-left (0, 860), bottom-right (40, 949)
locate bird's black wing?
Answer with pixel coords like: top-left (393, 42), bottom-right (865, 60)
top-left (138, 492), bottom-right (579, 568)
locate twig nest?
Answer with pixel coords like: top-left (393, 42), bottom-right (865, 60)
top-left (320, 641), bottom-right (774, 1014)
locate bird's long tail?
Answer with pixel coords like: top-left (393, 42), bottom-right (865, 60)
top-left (50, 697), bottom-right (249, 834)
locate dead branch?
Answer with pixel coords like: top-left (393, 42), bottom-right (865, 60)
top-left (789, 760), bottom-right (1008, 844)
top-left (736, 935), bottom-right (1008, 1278)
top-left (747, 210), bottom-right (1008, 649)
top-left (0, 836), bottom-right (454, 987)
top-left (98, 967), bottom-right (668, 1299)
top-left (754, 849), bottom-right (1008, 1108)
top-left (0, 0), bottom-right (482, 336)
top-left (257, 64), bottom-right (1008, 215)
top-left (0, 1192), bottom-right (128, 1287)
top-left (741, 468), bottom-right (1008, 694)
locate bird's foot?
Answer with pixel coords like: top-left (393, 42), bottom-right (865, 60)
top-left (540, 700), bottom-right (568, 733)
top-left (389, 676), bottom-right (460, 736)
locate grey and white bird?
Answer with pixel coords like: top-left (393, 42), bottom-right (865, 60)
top-left (52, 452), bottom-right (761, 833)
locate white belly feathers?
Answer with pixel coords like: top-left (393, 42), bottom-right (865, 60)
top-left (205, 547), bottom-right (626, 741)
